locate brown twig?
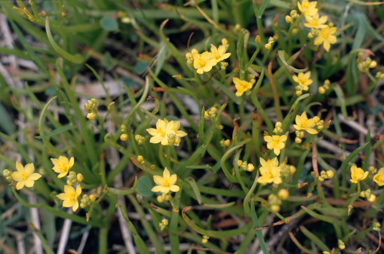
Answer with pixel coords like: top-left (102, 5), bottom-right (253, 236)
top-left (312, 141), bottom-right (319, 178)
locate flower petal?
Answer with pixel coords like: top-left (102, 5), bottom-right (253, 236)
top-left (11, 171), bottom-right (23, 181)
top-left (170, 185), bottom-right (180, 192)
top-left (29, 173), bottom-right (42, 181)
top-left (16, 161), bottom-right (24, 172)
top-left (16, 181), bottom-right (25, 190)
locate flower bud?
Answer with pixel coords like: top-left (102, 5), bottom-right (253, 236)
top-left (285, 15), bottom-right (293, 23)
top-left (264, 43), bottom-right (272, 50)
top-left (220, 61), bottom-right (229, 70)
top-left (185, 52), bottom-right (193, 60)
top-left (237, 160), bottom-right (243, 167)
top-left (292, 28), bottom-right (298, 35)
top-left (234, 24), bottom-right (241, 32)
top-left (318, 86), bottom-right (326, 94)
top-left (3, 169), bottom-right (11, 177)
top-left (338, 239), bottom-right (345, 250)
top-left (191, 49), bottom-right (199, 55)
top-left (202, 235), bottom-right (209, 244)
top-left (255, 35), bottom-right (261, 43)
top-left (373, 222), bottom-right (381, 231)
top-left (84, 98), bottom-right (97, 112)
top-left (172, 74), bottom-right (182, 80)
top-left (368, 194), bottom-right (376, 202)
top-left (290, 10), bottom-right (297, 16)
top-left (247, 163), bottom-right (255, 172)
top-left (270, 205), bottom-right (280, 213)
top-left (120, 134), bottom-right (128, 141)
top-left (87, 112), bottom-right (97, 120)
top-left (89, 194), bottom-right (96, 202)
top-left (295, 137), bottom-right (302, 143)
top-left (278, 189), bottom-right (289, 200)
top-left (77, 173), bottom-right (84, 182)
top-left (137, 155), bottom-right (144, 163)
top-left (157, 195), bottom-right (164, 203)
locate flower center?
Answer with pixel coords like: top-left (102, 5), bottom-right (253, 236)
top-left (58, 161), bottom-right (67, 171)
top-left (197, 58), bottom-right (206, 67)
top-left (323, 33), bottom-right (329, 39)
top-left (21, 172), bottom-right (29, 180)
top-left (69, 192), bottom-right (76, 201)
top-left (163, 179), bottom-right (171, 187)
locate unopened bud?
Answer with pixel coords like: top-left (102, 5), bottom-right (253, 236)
top-left (270, 205), bottom-right (280, 213)
top-left (338, 239), bottom-right (345, 250)
top-left (87, 112), bottom-right (97, 120)
top-left (278, 189), bottom-right (289, 200)
top-left (120, 134), bottom-right (128, 141)
top-left (247, 163), bottom-right (255, 172)
top-left (77, 173), bottom-right (84, 182)
top-left (368, 194), bottom-right (376, 202)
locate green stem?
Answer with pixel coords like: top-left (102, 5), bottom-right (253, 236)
top-left (98, 226), bottom-right (109, 254)
top-left (12, 188), bottom-right (101, 226)
top-left (128, 195), bottom-right (166, 254)
top-left (170, 181), bottom-right (183, 254)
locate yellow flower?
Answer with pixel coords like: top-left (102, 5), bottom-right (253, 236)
top-left (373, 168), bottom-right (384, 186)
top-left (292, 72), bottom-right (313, 91)
top-left (151, 168), bottom-right (180, 194)
top-left (350, 165), bottom-right (368, 184)
top-left (233, 77), bottom-right (254, 97)
top-left (193, 51), bottom-right (217, 74)
top-left (170, 121), bottom-right (187, 146)
top-left (304, 14), bottom-right (328, 29)
top-left (210, 44), bottom-right (231, 62)
top-left (293, 112), bottom-right (318, 134)
top-left (264, 135), bottom-right (287, 156)
top-left (297, 0), bottom-right (318, 17)
top-left (257, 158), bottom-right (282, 185)
top-left (51, 156), bottom-right (74, 178)
top-left (11, 162), bottom-right (41, 190)
top-left (147, 119), bottom-right (186, 146)
top-left (57, 185), bottom-right (82, 212)
top-left (314, 27), bottom-right (337, 52)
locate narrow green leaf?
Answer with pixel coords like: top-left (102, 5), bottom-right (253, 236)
top-left (0, 103), bottom-right (15, 134)
top-left (278, 50), bottom-right (308, 73)
top-left (251, 201), bottom-right (270, 254)
top-left (35, 124), bottom-right (75, 139)
top-left (186, 177), bottom-right (202, 204)
top-left (258, 0), bottom-right (271, 18)
top-left (45, 16), bottom-right (83, 63)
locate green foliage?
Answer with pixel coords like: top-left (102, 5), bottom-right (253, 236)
top-left (1, 0), bottom-right (384, 253)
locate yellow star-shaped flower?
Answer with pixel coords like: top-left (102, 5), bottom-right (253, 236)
top-left (298, 0), bottom-right (318, 17)
top-left (233, 77), bottom-right (254, 97)
top-left (57, 185), bottom-right (82, 212)
top-left (151, 168), bottom-right (180, 194)
top-left (314, 27), bottom-right (337, 52)
top-left (193, 51), bottom-right (217, 74)
top-left (11, 162), bottom-right (41, 190)
top-left (292, 72), bottom-right (313, 91)
top-left (51, 156), bottom-right (74, 178)
top-left (293, 112), bottom-right (318, 134)
top-left (257, 158), bottom-right (282, 185)
top-left (374, 168), bottom-right (384, 186)
top-left (264, 135), bottom-right (287, 156)
top-left (350, 165), bottom-right (368, 184)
